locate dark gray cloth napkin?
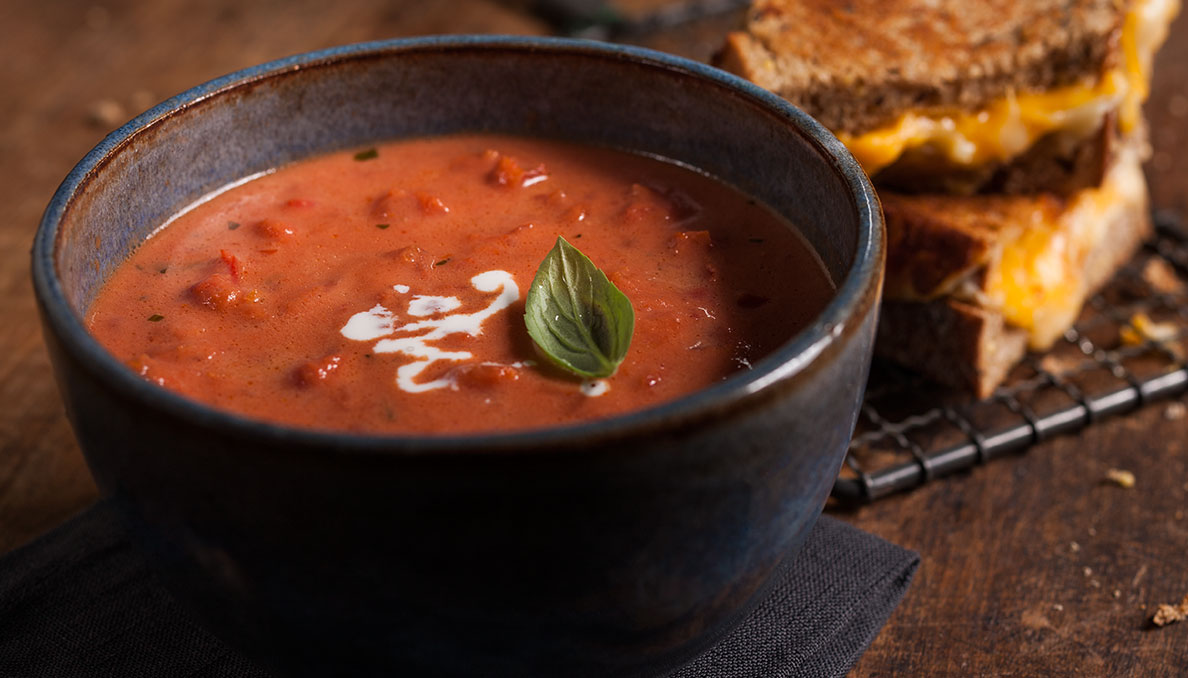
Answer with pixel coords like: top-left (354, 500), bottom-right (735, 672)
top-left (0, 502), bottom-right (917, 678)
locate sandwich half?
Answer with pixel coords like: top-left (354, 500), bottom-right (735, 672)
top-left (876, 139), bottom-right (1150, 396)
top-left (716, 0), bottom-right (1177, 395)
top-left (716, 0), bottom-right (1178, 195)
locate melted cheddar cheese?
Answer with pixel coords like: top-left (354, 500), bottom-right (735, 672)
top-left (978, 146), bottom-right (1147, 349)
top-left (838, 0), bottom-right (1180, 175)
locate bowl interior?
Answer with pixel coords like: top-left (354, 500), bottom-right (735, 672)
top-left (52, 38), bottom-right (868, 346)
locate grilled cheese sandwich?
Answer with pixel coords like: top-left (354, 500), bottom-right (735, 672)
top-left (837, 0), bottom-right (1177, 175)
top-left (874, 139), bottom-right (1151, 395)
top-left (718, 0), bottom-right (1175, 395)
top-left (885, 142), bottom-right (1148, 349)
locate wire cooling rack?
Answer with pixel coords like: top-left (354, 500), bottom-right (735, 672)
top-left (836, 211), bottom-right (1188, 502)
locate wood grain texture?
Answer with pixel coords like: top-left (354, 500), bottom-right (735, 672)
top-left (0, 1), bottom-right (1184, 676)
top-left (846, 402), bottom-right (1188, 676)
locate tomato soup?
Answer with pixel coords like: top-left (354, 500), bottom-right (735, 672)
top-left (87, 136), bottom-right (833, 434)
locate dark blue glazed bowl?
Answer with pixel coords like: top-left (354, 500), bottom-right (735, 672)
top-left (32, 37), bottom-right (883, 678)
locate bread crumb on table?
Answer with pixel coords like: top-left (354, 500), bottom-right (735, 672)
top-left (1038, 353), bottom-right (1081, 375)
top-left (1152, 595), bottom-right (1188, 627)
top-left (1165, 401), bottom-right (1186, 421)
top-left (1120, 313), bottom-right (1175, 343)
top-left (1120, 313), bottom-right (1184, 357)
top-left (86, 98), bottom-right (125, 128)
top-left (1103, 468), bottom-right (1136, 488)
top-left (1141, 258), bottom-right (1185, 294)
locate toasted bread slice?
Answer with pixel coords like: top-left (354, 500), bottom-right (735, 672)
top-left (875, 145), bottom-right (1151, 396)
top-left (715, 0), bottom-right (1178, 191)
top-left (716, 0), bottom-right (1122, 134)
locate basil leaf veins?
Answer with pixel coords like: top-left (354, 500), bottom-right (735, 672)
top-left (524, 237), bottom-right (634, 379)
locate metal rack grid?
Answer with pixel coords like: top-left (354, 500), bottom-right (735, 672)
top-left (835, 211), bottom-right (1188, 503)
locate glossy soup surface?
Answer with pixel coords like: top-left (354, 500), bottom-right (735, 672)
top-left (87, 135), bottom-right (834, 434)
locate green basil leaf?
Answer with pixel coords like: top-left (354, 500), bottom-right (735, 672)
top-left (524, 237), bottom-right (634, 379)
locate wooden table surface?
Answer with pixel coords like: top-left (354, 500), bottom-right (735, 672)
top-left (2, 1), bottom-right (1185, 675)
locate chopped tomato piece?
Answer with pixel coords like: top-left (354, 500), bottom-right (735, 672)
top-left (191, 272), bottom-right (263, 313)
top-left (254, 219), bottom-right (295, 240)
top-left (486, 151), bottom-right (547, 188)
top-left (416, 192), bottom-right (450, 215)
top-left (489, 154), bottom-right (524, 187)
top-left (219, 249), bottom-right (242, 282)
top-left (453, 363), bottom-right (520, 388)
top-left (191, 274), bottom-right (240, 309)
top-left (294, 355), bottom-right (342, 386)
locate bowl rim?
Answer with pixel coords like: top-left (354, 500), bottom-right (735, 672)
top-left (32, 34), bottom-right (883, 455)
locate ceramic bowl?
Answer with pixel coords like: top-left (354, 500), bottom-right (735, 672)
top-left (32, 36), bottom-right (883, 678)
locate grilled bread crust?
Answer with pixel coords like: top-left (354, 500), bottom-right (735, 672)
top-left (714, 0), bottom-right (1123, 135)
top-left (876, 298), bottom-right (1029, 398)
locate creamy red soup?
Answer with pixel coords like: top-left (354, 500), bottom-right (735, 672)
top-left (87, 135), bottom-right (833, 434)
